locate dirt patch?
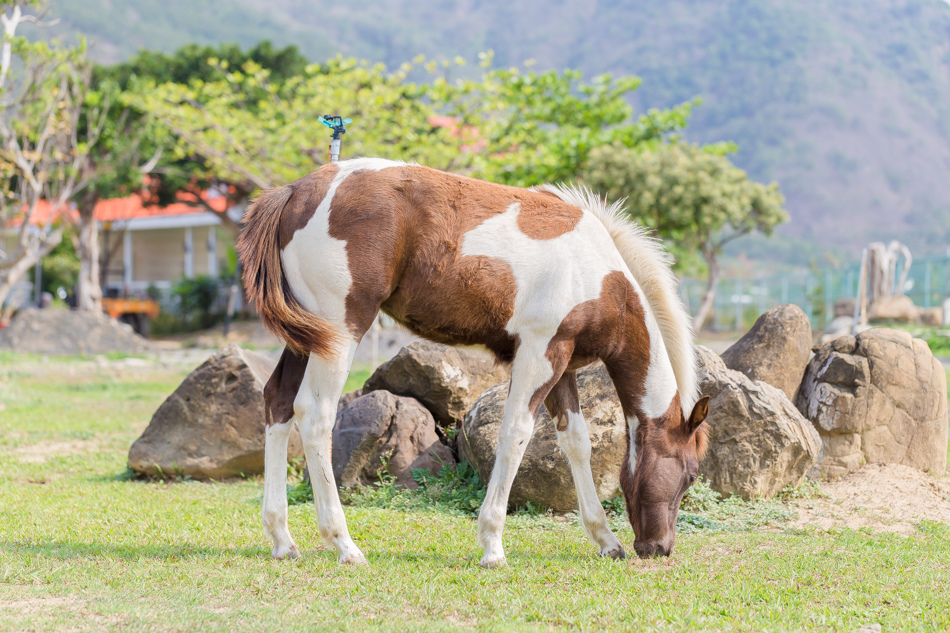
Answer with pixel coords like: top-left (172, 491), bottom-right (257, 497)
top-left (791, 463), bottom-right (950, 534)
top-left (14, 438), bottom-right (100, 463)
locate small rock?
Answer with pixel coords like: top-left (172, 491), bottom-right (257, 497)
top-left (128, 344), bottom-right (303, 478)
top-left (796, 328), bottom-right (949, 479)
top-left (0, 308), bottom-right (151, 355)
top-left (363, 341), bottom-right (509, 429)
top-left (332, 390), bottom-right (455, 489)
top-left (721, 304), bottom-right (813, 401)
top-left (868, 295), bottom-right (919, 323)
top-left (918, 306), bottom-right (942, 327)
top-left (460, 362), bottom-right (625, 511)
top-left (834, 298), bottom-right (856, 318)
top-left (697, 346), bottom-right (821, 499)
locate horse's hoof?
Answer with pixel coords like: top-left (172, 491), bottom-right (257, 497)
top-left (479, 554), bottom-right (507, 569)
top-left (339, 552), bottom-right (368, 566)
top-left (272, 544), bottom-right (300, 560)
top-left (601, 546), bottom-right (626, 560)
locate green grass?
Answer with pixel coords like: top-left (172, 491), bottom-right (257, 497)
top-left (2, 354), bottom-right (950, 631)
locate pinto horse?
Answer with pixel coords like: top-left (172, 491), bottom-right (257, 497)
top-left (238, 158), bottom-right (709, 567)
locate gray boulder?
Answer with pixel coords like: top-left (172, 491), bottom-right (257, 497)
top-left (0, 308), bottom-right (151, 355)
top-left (363, 340), bottom-right (509, 429)
top-left (697, 346), bottom-right (821, 499)
top-left (332, 390), bottom-right (455, 489)
top-left (720, 304), bottom-right (813, 401)
top-left (460, 362), bottom-right (625, 511)
top-left (128, 344), bottom-right (303, 478)
top-left (796, 328), bottom-right (948, 479)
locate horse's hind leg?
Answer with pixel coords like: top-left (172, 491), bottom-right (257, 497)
top-left (478, 337), bottom-right (570, 568)
top-left (295, 339), bottom-right (366, 564)
top-left (262, 348), bottom-right (309, 559)
top-left (545, 372), bottom-right (625, 559)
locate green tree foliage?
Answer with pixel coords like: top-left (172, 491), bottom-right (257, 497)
top-left (581, 143), bottom-right (788, 329)
top-left (427, 53), bottom-right (695, 186)
top-left (0, 1), bottom-right (100, 314)
top-left (125, 51), bottom-right (695, 199)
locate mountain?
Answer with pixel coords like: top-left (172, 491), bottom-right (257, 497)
top-left (47, 0), bottom-right (950, 256)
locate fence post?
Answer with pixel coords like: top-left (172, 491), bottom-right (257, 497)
top-left (924, 261), bottom-right (932, 308)
top-left (734, 279), bottom-right (743, 330)
top-left (824, 270), bottom-right (833, 327)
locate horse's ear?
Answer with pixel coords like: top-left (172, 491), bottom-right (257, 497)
top-left (687, 395), bottom-right (710, 433)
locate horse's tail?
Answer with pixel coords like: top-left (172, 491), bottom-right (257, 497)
top-left (238, 184), bottom-right (344, 358)
top-left (535, 184), bottom-right (698, 412)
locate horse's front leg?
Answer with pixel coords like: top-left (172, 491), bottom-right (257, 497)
top-left (295, 341), bottom-right (367, 565)
top-left (546, 372), bottom-right (625, 559)
top-left (477, 338), bottom-right (569, 568)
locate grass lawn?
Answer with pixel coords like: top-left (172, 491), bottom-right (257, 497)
top-left (1, 352), bottom-right (949, 632)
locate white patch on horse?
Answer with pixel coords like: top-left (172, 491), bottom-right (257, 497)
top-left (461, 201), bottom-right (678, 419)
top-left (627, 415), bottom-right (640, 468)
top-left (281, 158), bottom-right (405, 322)
top-left (461, 202), bottom-right (621, 341)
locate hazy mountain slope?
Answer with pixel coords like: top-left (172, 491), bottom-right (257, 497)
top-left (49, 0), bottom-right (950, 253)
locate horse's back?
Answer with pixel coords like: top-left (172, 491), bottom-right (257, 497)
top-left (277, 160), bottom-right (635, 361)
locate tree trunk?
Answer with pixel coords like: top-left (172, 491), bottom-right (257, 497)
top-left (693, 249), bottom-right (721, 332)
top-left (75, 192), bottom-right (102, 312)
top-left (0, 230), bottom-right (63, 320)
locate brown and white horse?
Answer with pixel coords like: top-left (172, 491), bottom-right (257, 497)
top-left (238, 158), bottom-right (709, 567)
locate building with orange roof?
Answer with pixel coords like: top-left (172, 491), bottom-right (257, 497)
top-left (3, 190), bottom-right (241, 306)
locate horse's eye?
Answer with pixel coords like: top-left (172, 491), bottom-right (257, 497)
top-left (688, 474), bottom-right (698, 485)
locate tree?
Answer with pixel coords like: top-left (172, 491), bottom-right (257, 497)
top-left (69, 41), bottom-right (309, 312)
top-left (127, 52), bottom-right (696, 208)
top-left (0, 1), bottom-right (102, 315)
top-left (428, 53), bottom-right (695, 187)
top-left (581, 142), bottom-right (787, 330)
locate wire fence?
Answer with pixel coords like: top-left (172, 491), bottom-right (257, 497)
top-left (681, 253), bottom-right (950, 332)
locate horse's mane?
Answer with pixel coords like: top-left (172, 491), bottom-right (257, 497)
top-left (533, 184), bottom-right (699, 413)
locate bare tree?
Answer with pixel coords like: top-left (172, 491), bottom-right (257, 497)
top-left (0, 1), bottom-right (100, 316)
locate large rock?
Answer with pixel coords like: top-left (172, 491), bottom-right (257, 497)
top-left (796, 328), bottom-right (948, 479)
top-left (720, 304), bottom-right (813, 401)
top-left (868, 295), bottom-right (919, 323)
top-left (128, 345), bottom-right (303, 478)
top-left (363, 341), bottom-right (509, 429)
top-left (696, 346), bottom-right (821, 499)
top-left (0, 308), bottom-right (151, 355)
top-left (460, 362), bottom-right (625, 511)
top-left (332, 390), bottom-right (455, 489)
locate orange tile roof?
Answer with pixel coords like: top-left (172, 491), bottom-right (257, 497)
top-left (15, 192), bottom-right (230, 227)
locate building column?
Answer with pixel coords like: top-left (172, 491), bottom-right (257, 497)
top-left (123, 230), bottom-right (133, 291)
top-left (184, 227), bottom-right (194, 279)
top-left (208, 227), bottom-right (218, 278)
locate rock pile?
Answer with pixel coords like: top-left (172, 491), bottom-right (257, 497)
top-left (721, 304), bottom-right (812, 400)
top-left (128, 344), bottom-right (303, 478)
top-left (796, 328), bottom-right (948, 478)
top-left (0, 308), bottom-right (151, 355)
top-left (697, 346), bottom-right (821, 498)
top-left (332, 390), bottom-right (454, 489)
top-left (363, 341), bottom-right (509, 429)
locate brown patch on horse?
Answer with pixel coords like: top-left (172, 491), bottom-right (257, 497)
top-left (239, 181), bottom-right (344, 358)
top-left (263, 347), bottom-right (310, 426)
top-left (278, 163), bottom-right (339, 249)
top-left (544, 372), bottom-right (580, 432)
top-left (515, 195), bottom-right (583, 240)
top-left (325, 165), bottom-right (553, 361)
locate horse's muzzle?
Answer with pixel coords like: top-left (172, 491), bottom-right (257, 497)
top-left (634, 541), bottom-right (672, 559)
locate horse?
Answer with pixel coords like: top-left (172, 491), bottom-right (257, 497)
top-left (238, 157), bottom-right (710, 567)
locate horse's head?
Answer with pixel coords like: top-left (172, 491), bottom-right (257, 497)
top-left (621, 395), bottom-right (710, 559)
